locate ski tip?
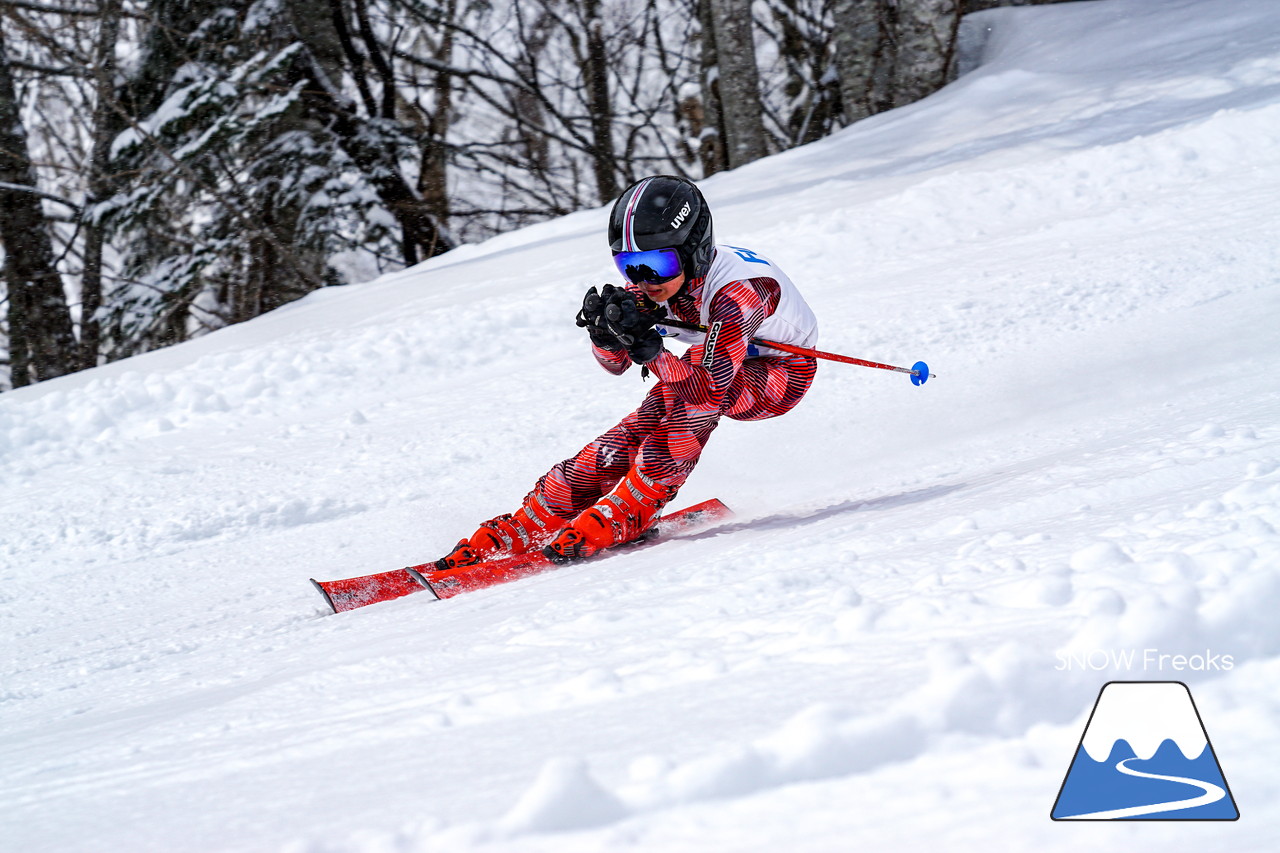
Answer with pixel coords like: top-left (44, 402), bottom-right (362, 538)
top-left (310, 578), bottom-right (338, 614)
top-left (705, 497), bottom-right (733, 520)
top-left (910, 361), bottom-right (932, 386)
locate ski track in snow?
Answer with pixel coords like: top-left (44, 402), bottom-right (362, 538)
top-left (4, 1), bottom-right (1280, 850)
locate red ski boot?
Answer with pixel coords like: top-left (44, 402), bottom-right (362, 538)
top-left (543, 467), bottom-right (678, 563)
top-left (437, 493), bottom-right (565, 570)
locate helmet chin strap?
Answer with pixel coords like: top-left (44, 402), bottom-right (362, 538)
top-left (687, 244), bottom-right (714, 282)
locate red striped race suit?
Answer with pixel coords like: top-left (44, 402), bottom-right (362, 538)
top-left (530, 245), bottom-right (819, 517)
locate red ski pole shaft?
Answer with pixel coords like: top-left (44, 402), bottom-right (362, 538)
top-left (653, 317), bottom-right (935, 380)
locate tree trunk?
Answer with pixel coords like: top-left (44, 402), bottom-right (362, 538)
top-left (695, 0), bottom-right (728, 177)
top-left (892, 0), bottom-right (962, 108)
top-left (581, 0), bottom-right (618, 203)
top-left (417, 0), bottom-right (456, 225)
top-left (706, 0), bottom-right (767, 169)
top-left (509, 7), bottom-right (552, 184)
top-left (3, 253), bottom-right (31, 387)
top-left (79, 0), bottom-right (125, 372)
top-left (832, 0), bottom-right (889, 123)
top-left (0, 23), bottom-right (76, 387)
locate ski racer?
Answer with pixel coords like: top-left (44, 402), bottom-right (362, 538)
top-left (436, 174), bottom-right (820, 568)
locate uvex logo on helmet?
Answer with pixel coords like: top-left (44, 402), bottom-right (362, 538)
top-left (670, 201), bottom-right (691, 230)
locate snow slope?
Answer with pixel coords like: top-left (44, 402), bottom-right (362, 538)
top-left (4, 0), bottom-right (1280, 849)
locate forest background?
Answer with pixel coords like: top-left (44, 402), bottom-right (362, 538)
top-left (0, 0), bottom-right (1062, 391)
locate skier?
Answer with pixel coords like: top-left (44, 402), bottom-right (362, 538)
top-left (437, 174), bottom-right (819, 568)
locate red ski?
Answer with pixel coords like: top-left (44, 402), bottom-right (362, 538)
top-left (311, 498), bottom-right (732, 613)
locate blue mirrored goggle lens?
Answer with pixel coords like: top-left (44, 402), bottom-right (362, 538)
top-left (613, 248), bottom-right (682, 284)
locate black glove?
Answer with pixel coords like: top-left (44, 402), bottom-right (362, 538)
top-left (597, 295), bottom-right (661, 363)
top-left (576, 285), bottom-right (623, 351)
top-left (598, 289), bottom-right (656, 344)
top-left (578, 284), bottom-right (665, 362)
top-left (601, 288), bottom-right (665, 364)
top-left (626, 326), bottom-right (664, 364)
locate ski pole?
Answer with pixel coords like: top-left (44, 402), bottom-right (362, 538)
top-left (652, 316), bottom-right (936, 385)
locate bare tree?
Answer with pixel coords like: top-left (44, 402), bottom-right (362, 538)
top-left (411, 0), bottom-right (457, 226)
top-left (77, 0), bottom-right (123, 371)
top-left (694, 0), bottom-right (728, 176)
top-left (0, 16), bottom-right (76, 387)
top-left (832, 0), bottom-right (892, 123)
top-left (578, 0), bottom-right (618, 202)
top-left (893, 0), bottom-right (961, 108)
top-left (506, 4), bottom-right (555, 184)
top-left (706, 0), bottom-right (767, 169)
top-left (758, 0), bottom-right (841, 148)
top-left (832, 0), bottom-right (1067, 127)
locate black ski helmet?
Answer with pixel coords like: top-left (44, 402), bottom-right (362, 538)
top-left (608, 175), bottom-right (714, 279)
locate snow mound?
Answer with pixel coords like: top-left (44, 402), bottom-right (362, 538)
top-left (499, 758), bottom-right (629, 835)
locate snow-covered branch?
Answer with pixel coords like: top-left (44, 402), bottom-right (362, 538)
top-left (0, 180), bottom-right (81, 212)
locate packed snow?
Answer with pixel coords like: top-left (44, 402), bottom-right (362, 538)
top-left (4, 0), bottom-right (1280, 850)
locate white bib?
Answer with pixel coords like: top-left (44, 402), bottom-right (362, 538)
top-left (656, 245), bottom-right (818, 357)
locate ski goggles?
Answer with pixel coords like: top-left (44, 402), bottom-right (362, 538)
top-left (613, 248), bottom-right (682, 285)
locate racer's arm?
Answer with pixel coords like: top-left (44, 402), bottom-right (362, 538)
top-left (646, 278), bottom-right (776, 410)
top-left (592, 339), bottom-right (633, 375)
